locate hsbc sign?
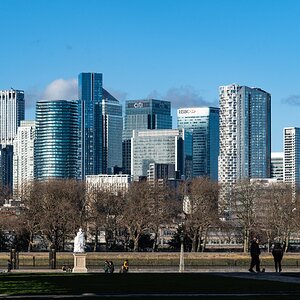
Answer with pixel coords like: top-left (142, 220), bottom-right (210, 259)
top-left (177, 107), bottom-right (210, 116)
top-left (178, 109), bottom-right (197, 114)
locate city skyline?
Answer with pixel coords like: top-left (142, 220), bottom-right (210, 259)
top-left (2, 0), bottom-right (300, 152)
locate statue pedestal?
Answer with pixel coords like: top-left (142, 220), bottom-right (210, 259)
top-left (72, 253), bottom-right (87, 273)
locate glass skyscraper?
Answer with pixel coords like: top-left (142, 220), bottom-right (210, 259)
top-left (0, 89), bottom-right (25, 145)
top-left (219, 84), bottom-right (271, 216)
top-left (131, 129), bottom-right (184, 181)
top-left (0, 144), bottom-right (13, 192)
top-left (236, 87), bottom-right (271, 179)
top-left (34, 100), bottom-right (79, 180)
top-left (78, 72), bottom-right (103, 178)
top-left (102, 88), bottom-right (123, 174)
top-left (122, 99), bottom-right (172, 174)
top-left (177, 107), bottom-right (219, 181)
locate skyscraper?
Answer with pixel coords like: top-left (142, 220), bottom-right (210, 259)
top-left (34, 100), bottom-right (79, 180)
top-left (177, 107), bottom-right (219, 180)
top-left (13, 121), bottom-right (35, 196)
top-left (219, 84), bottom-right (271, 215)
top-left (122, 99), bottom-right (172, 174)
top-left (0, 144), bottom-right (13, 192)
top-left (78, 73), bottom-right (103, 178)
top-left (131, 129), bottom-right (184, 181)
top-left (102, 88), bottom-right (122, 174)
top-left (236, 86), bottom-right (271, 179)
top-left (283, 127), bottom-right (300, 187)
top-left (0, 89), bottom-right (25, 145)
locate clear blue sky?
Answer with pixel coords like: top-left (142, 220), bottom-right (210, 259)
top-left (1, 0), bottom-right (300, 151)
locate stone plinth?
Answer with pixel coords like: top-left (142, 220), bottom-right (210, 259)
top-left (72, 253), bottom-right (87, 273)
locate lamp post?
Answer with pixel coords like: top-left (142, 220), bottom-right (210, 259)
top-left (179, 230), bottom-right (184, 273)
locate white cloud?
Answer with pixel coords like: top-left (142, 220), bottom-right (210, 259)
top-left (283, 95), bottom-right (300, 106)
top-left (42, 78), bottom-right (78, 100)
top-left (147, 85), bottom-right (215, 109)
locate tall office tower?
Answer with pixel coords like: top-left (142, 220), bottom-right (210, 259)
top-left (78, 73), bottom-right (103, 178)
top-left (34, 100), bottom-right (79, 180)
top-left (283, 127), bottom-right (300, 187)
top-left (0, 89), bottom-right (25, 145)
top-left (131, 129), bottom-right (184, 181)
top-left (102, 88), bottom-right (123, 174)
top-left (219, 84), bottom-right (271, 216)
top-left (13, 121), bottom-right (35, 196)
top-left (177, 107), bottom-right (219, 181)
top-left (122, 99), bottom-right (172, 174)
top-left (0, 144), bottom-right (13, 192)
top-left (271, 152), bottom-right (284, 182)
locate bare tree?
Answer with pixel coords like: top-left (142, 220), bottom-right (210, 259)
top-left (20, 179), bottom-right (86, 251)
top-left (259, 183), bottom-right (297, 251)
top-left (120, 181), bottom-right (157, 251)
top-left (18, 181), bottom-right (44, 251)
top-left (184, 177), bottom-right (219, 252)
top-left (232, 180), bottom-right (261, 253)
top-left (147, 182), bottom-right (177, 251)
top-left (87, 187), bottom-right (123, 251)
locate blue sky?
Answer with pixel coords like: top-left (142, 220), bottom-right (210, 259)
top-left (1, 0), bottom-right (300, 151)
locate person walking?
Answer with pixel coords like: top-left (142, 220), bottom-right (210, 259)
top-left (104, 260), bottom-right (110, 273)
top-left (272, 241), bottom-right (284, 272)
top-left (108, 261), bottom-right (114, 273)
top-left (249, 237), bottom-right (261, 272)
top-left (7, 260), bottom-right (12, 273)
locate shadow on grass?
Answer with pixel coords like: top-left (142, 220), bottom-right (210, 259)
top-left (1, 273), bottom-right (300, 297)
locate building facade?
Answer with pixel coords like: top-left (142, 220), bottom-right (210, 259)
top-left (102, 89), bottom-right (123, 174)
top-left (218, 84), bottom-right (271, 216)
top-left (147, 163), bottom-right (177, 183)
top-left (13, 121), bottom-right (35, 196)
top-left (177, 107), bottom-right (219, 180)
top-left (122, 99), bottom-right (172, 174)
top-left (236, 86), bottom-right (271, 179)
top-left (0, 144), bottom-right (13, 192)
top-left (34, 100), bottom-right (79, 180)
top-left (86, 174), bottom-right (131, 194)
top-left (271, 152), bottom-right (284, 182)
top-left (131, 129), bottom-right (184, 181)
top-left (283, 127), bottom-right (300, 186)
top-left (0, 89), bottom-right (25, 145)
top-left (78, 73), bottom-right (103, 178)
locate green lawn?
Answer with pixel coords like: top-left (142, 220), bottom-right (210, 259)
top-left (1, 273), bottom-right (300, 299)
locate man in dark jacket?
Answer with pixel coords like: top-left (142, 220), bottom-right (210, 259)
top-left (249, 237), bottom-right (261, 272)
top-left (272, 242), bottom-right (284, 272)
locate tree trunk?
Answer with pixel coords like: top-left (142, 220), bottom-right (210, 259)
top-left (152, 231), bottom-right (158, 252)
top-left (191, 233), bottom-right (198, 252)
top-left (133, 237), bottom-right (139, 252)
top-left (202, 228), bottom-right (208, 253)
top-left (243, 228), bottom-right (249, 253)
top-left (284, 232), bottom-right (290, 252)
top-left (27, 232), bottom-right (33, 252)
top-left (93, 229), bottom-right (98, 252)
top-left (196, 227), bottom-right (202, 252)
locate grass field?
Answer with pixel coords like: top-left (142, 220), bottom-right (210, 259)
top-left (1, 273), bottom-right (300, 299)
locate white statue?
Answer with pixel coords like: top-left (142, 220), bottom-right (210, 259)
top-left (74, 228), bottom-right (85, 253)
